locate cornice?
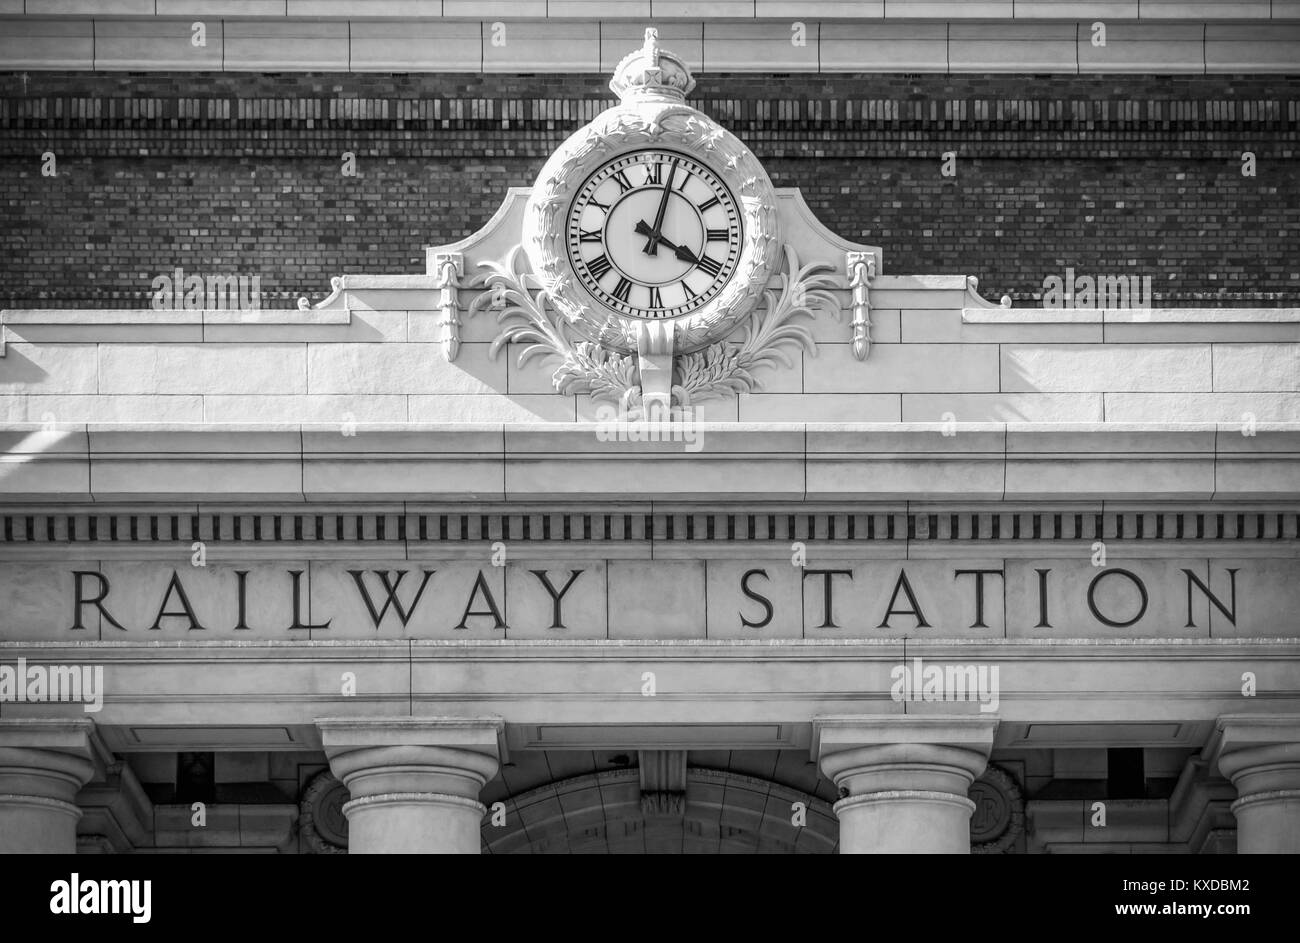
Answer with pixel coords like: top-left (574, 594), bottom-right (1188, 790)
top-left (1, 423), bottom-right (1296, 503)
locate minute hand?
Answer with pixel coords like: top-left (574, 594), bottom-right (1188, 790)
top-left (642, 158), bottom-right (679, 255)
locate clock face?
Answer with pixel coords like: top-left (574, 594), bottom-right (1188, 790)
top-left (566, 149), bottom-right (742, 319)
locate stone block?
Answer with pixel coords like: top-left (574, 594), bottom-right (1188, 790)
top-left (0, 565), bottom-right (83, 640)
top-left (949, 23), bottom-right (1078, 73)
top-left (1077, 24), bottom-right (1204, 73)
top-left (482, 21), bottom-right (598, 73)
top-left (0, 428), bottom-right (90, 501)
top-left (157, 1), bottom-right (286, 15)
top-left (607, 561), bottom-right (705, 639)
top-left (202, 394), bottom-right (408, 423)
top-left (820, 23), bottom-right (947, 72)
top-left (551, 0), bottom-right (650, 16)
top-left (506, 562), bottom-right (606, 639)
top-left (1000, 344), bottom-right (1212, 393)
top-left (652, 0), bottom-right (752, 15)
top-left (705, 561), bottom-right (803, 640)
top-left (0, 344), bottom-right (98, 394)
top-left (739, 393), bottom-right (900, 422)
top-left (1104, 392), bottom-right (1300, 423)
top-left (901, 392), bottom-right (1103, 422)
top-left (288, 1), bottom-right (441, 13)
top-left (1214, 427), bottom-right (1300, 500)
top-left (704, 23), bottom-right (819, 72)
top-left (1145, 0), bottom-right (1269, 17)
top-left (808, 307), bottom-right (900, 345)
top-left (1212, 344), bottom-right (1299, 392)
top-left (444, 0), bottom-right (546, 14)
top-left (805, 343), bottom-right (1001, 393)
top-left (308, 342), bottom-right (504, 395)
top-left (887, 0), bottom-right (1012, 14)
top-left (1198, 558), bottom-right (1300, 639)
top-left (350, 21), bottom-right (482, 72)
top-left (99, 344), bottom-right (307, 395)
top-left (302, 425), bottom-right (506, 502)
top-left (1004, 425), bottom-right (1216, 500)
top-left (1014, 1), bottom-right (1136, 15)
top-left (87, 427), bottom-right (303, 501)
top-left (223, 20), bottom-right (350, 71)
top-left (805, 424), bottom-right (1006, 500)
top-left (407, 394), bottom-right (574, 422)
top-left (0, 394), bottom-right (204, 423)
top-left (757, 0), bottom-right (882, 14)
top-left (94, 19), bottom-right (224, 71)
top-left (27, 0), bottom-right (152, 12)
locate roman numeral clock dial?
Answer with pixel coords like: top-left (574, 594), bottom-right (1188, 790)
top-left (566, 150), bottom-right (742, 319)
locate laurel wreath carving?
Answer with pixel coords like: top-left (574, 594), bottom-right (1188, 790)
top-left (470, 243), bottom-right (839, 414)
top-left (673, 244), bottom-right (840, 406)
top-left (523, 102), bottom-right (780, 356)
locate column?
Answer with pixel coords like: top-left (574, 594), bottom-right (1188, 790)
top-left (318, 717), bottom-right (503, 854)
top-left (0, 719), bottom-right (97, 854)
top-left (815, 715), bottom-right (996, 854)
top-left (1210, 714), bottom-right (1300, 854)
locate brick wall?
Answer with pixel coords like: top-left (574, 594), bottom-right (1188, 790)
top-left (1, 71), bottom-right (1297, 309)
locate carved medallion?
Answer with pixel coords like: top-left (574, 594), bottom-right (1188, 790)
top-left (300, 770), bottom-right (349, 854)
top-left (970, 763), bottom-right (1025, 854)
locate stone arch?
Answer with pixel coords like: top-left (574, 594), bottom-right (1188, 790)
top-left (481, 767), bottom-right (839, 854)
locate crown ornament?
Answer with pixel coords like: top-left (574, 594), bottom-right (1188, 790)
top-left (609, 27), bottom-right (697, 102)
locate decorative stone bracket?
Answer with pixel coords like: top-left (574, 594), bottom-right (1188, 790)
top-left (432, 251), bottom-right (465, 361)
top-left (846, 250), bottom-right (876, 361)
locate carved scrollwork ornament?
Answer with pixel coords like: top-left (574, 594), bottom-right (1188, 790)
top-left (522, 27), bottom-right (781, 356)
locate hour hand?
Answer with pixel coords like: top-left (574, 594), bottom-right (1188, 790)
top-left (634, 220), bottom-right (698, 263)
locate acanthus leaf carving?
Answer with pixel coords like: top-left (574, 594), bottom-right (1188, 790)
top-left (673, 244), bottom-right (840, 406)
top-left (467, 245), bottom-right (642, 410)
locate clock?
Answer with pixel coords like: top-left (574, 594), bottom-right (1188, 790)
top-left (522, 28), bottom-right (780, 355)
top-left (566, 149), bottom-right (742, 320)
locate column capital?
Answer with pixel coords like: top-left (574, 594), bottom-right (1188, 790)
top-left (0, 719), bottom-right (98, 854)
top-left (1206, 713), bottom-right (1300, 787)
top-left (813, 715), bottom-right (997, 789)
top-left (813, 715), bottom-right (997, 759)
top-left (813, 715), bottom-right (997, 854)
top-left (315, 716), bottom-right (505, 854)
top-left (1205, 713), bottom-right (1300, 854)
top-left (0, 718), bottom-right (97, 794)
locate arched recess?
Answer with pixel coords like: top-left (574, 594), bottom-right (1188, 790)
top-left (481, 767), bottom-right (839, 854)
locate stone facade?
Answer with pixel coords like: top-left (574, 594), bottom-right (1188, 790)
top-left (0, 13), bottom-right (1298, 855)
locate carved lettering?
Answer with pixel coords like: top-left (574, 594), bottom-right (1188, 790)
top-left (529, 569), bottom-right (584, 629)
